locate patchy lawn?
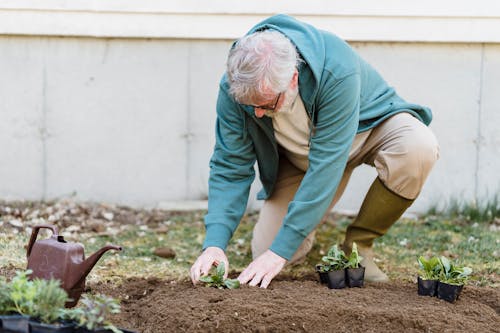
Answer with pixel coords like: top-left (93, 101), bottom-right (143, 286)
top-left (1, 199), bottom-right (499, 332)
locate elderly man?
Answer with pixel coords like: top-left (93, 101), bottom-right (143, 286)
top-left (190, 14), bottom-right (439, 288)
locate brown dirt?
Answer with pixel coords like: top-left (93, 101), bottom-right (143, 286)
top-left (92, 275), bottom-right (500, 333)
top-left (2, 200), bottom-right (499, 332)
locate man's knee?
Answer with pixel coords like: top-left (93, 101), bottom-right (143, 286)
top-left (375, 126), bottom-right (439, 199)
top-left (407, 131), bottom-right (440, 177)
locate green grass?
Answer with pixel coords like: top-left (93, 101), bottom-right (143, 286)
top-left (1, 210), bottom-right (498, 288)
top-left (426, 195), bottom-right (500, 223)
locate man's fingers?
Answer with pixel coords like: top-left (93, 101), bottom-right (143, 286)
top-left (249, 273), bottom-right (264, 287)
top-left (237, 268), bottom-right (255, 285)
top-left (260, 274), bottom-right (273, 289)
top-left (190, 263), bottom-right (201, 284)
top-left (200, 260), bottom-right (215, 277)
top-left (223, 260), bottom-right (230, 279)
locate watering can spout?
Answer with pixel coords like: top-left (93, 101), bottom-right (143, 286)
top-left (76, 245), bottom-right (122, 284)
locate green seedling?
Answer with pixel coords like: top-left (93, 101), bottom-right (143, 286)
top-left (438, 256), bottom-right (472, 285)
top-left (417, 256), bottom-right (441, 280)
top-left (0, 276), bottom-right (14, 315)
top-left (63, 294), bottom-right (122, 333)
top-left (9, 270), bottom-right (37, 316)
top-left (315, 263), bottom-right (330, 273)
top-left (199, 262), bottom-right (240, 289)
top-left (30, 279), bottom-right (69, 324)
top-left (321, 244), bottom-right (348, 271)
top-left (344, 243), bottom-right (363, 269)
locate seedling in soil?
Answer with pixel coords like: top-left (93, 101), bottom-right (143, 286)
top-left (199, 262), bottom-right (240, 289)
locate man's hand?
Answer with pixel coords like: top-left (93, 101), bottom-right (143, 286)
top-left (237, 250), bottom-right (287, 288)
top-left (190, 247), bottom-right (229, 284)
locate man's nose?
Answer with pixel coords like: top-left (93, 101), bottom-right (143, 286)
top-left (254, 108), bottom-right (266, 118)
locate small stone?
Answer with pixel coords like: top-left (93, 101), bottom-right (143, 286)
top-left (102, 212), bottom-right (114, 221)
top-left (153, 247), bottom-right (176, 259)
top-left (154, 226), bottom-right (169, 234)
top-left (9, 219), bottom-right (23, 228)
top-left (88, 220), bottom-right (106, 233)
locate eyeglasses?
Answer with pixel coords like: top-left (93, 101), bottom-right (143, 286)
top-left (243, 92), bottom-right (282, 112)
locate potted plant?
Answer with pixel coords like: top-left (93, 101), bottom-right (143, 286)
top-left (343, 243), bottom-right (365, 288)
top-left (199, 262), bottom-right (240, 289)
top-left (27, 279), bottom-right (75, 333)
top-left (0, 275), bottom-right (18, 332)
top-left (320, 245), bottom-right (347, 289)
top-left (436, 256), bottom-right (472, 303)
top-left (417, 256), bottom-right (441, 297)
top-left (315, 264), bottom-right (330, 285)
top-left (64, 294), bottom-right (129, 333)
top-left (0, 270), bottom-right (34, 333)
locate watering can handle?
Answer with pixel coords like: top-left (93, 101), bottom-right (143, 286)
top-left (26, 224), bottom-right (59, 258)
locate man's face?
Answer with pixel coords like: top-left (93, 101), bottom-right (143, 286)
top-left (246, 70), bottom-right (299, 118)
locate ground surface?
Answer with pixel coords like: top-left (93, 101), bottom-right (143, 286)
top-left (1, 199), bottom-right (499, 332)
top-left (95, 276), bottom-right (499, 333)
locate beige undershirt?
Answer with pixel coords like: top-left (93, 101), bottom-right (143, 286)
top-left (272, 95), bottom-right (311, 171)
top-left (272, 95), bottom-right (372, 172)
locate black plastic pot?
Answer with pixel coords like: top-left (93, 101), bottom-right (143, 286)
top-left (0, 314), bottom-right (30, 333)
top-left (437, 281), bottom-right (464, 303)
top-left (315, 265), bottom-right (329, 284)
top-left (29, 321), bottom-right (75, 333)
top-left (327, 269), bottom-right (346, 289)
top-left (346, 266), bottom-right (365, 288)
top-left (417, 276), bottom-right (438, 297)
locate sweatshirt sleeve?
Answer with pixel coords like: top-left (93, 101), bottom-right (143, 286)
top-left (270, 72), bottom-right (360, 260)
top-left (202, 85), bottom-right (256, 251)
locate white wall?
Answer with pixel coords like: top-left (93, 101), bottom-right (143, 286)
top-left (1, 1), bottom-right (499, 213)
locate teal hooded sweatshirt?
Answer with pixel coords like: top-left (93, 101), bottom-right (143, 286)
top-left (203, 14), bottom-right (432, 260)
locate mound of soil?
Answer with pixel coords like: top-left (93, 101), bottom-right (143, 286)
top-left (92, 275), bottom-right (499, 333)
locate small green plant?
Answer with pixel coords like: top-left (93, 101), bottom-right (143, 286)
top-left (9, 270), bottom-right (37, 316)
top-left (343, 243), bottom-right (363, 269)
top-left (199, 262), bottom-right (240, 289)
top-left (418, 256), bottom-right (441, 280)
top-left (0, 276), bottom-right (14, 315)
top-left (438, 256), bottom-right (473, 285)
top-left (29, 279), bottom-right (69, 324)
top-left (321, 244), bottom-right (348, 271)
top-left (64, 294), bottom-right (122, 333)
top-left (315, 263), bottom-right (330, 273)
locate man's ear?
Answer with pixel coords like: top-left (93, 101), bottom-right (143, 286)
top-left (291, 70), bottom-right (299, 88)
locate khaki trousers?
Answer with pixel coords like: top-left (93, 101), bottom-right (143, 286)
top-left (251, 113), bottom-right (439, 263)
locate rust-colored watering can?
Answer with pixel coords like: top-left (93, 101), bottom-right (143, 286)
top-left (26, 224), bottom-right (122, 307)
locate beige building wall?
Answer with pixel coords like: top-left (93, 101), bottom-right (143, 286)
top-left (1, 1), bottom-right (499, 214)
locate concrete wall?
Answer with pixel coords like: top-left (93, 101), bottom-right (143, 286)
top-left (1, 36), bottom-right (499, 213)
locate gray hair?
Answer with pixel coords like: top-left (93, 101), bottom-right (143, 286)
top-left (227, 30), bottom-right (301, 104)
